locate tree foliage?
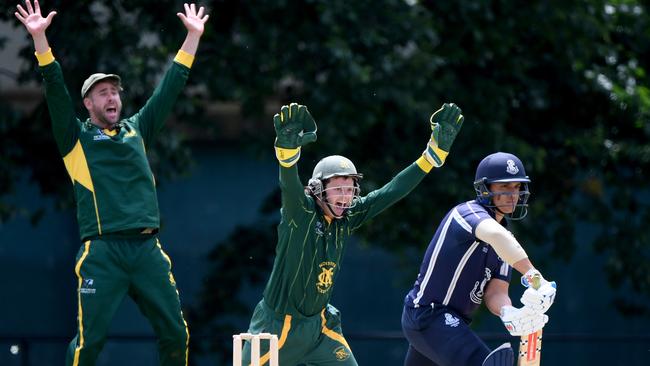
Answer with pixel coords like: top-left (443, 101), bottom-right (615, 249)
top-left (2, 0), bottom-right (650, 362)
top-left (0, 0), bottom-right (196, 221)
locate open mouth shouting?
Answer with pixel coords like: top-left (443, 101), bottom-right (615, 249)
top-left (104, 105), bottom-right (120, 122)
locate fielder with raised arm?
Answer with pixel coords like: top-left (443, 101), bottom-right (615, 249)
top-left (14, 1), bottom-right (208, 364)
top-left (401, 152), bottom-right (557, 366)
top-left (240, 102), bottom-right (464, 366)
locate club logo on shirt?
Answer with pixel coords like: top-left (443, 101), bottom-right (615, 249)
top-left (333, 346), bottom-right (350, 361)
top-left (506, 159), bottom-right (519, 175)
top-left (93, 130), bottom-right (111, 141)
top-left (444, 313), bottom-right (460, 327)
top-left (317, 261), bottom-right (336, 293)
top-left (80, 278), bottom-right (96, 294)
top-left (470, 267), bottom-right (492, 304)
top-left (315, 221), bottom-right (325, 237)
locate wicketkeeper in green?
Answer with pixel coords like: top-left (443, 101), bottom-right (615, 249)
top-left (241, 102), bottom-right (464, 365)
top-left (14, 1), bottom-right (209, 365)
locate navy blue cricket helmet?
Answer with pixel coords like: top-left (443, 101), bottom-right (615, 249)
top-left (473, 152), bottom-right (531, 220)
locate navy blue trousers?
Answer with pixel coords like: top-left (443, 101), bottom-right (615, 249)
top-left (401, 305), bottom-right (491, 366)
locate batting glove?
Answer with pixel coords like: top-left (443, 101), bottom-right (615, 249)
top-left (423, 103), bottom-right (464, 168)
top-left (500, 305), bottom-right (548, 336)
top-left (520, 269), bottom-right (557, 314)
top-left (273, 103), bottom-right (317, 167)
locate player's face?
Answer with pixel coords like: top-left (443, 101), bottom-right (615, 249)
top-left (323, 176), bottom-right (357, 217)
top-left (490, 182), bottom-right (521, 214)
top-left (84, 81), bottom-right (122, 127)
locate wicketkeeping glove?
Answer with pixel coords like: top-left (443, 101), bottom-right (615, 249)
top-left (423, 103), bottom-right (464, 168)
top-left (500, 305), bottom-right (549, 336)
top-left (273, 103), bottom-right (317, 167)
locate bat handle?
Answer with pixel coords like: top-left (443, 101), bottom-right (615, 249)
top-left (521, 271), bottom-right (542, 290)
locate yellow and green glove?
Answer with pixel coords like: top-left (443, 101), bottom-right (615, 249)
top-left (423, 103), bottom-right (464, 168)
top-left (273, 103), bottom-right (318, 167)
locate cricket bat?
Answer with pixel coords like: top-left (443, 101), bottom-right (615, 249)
top-left (518, 273), bottom-right (543, 366)
top-left (518, 329), bottom-right (542, 366)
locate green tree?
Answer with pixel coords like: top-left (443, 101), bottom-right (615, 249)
top-left (2, 0), bottom-right (650, 363)
top-left (187, 0), bottom-right (650, 361)
top-left (0, 0), bottom-right (197, 224)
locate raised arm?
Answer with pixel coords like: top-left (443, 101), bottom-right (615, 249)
top-left (273, 103), bottom-right (318, 217)
top-left (15, 0), bottom-right (57, 55)
top-left (422, 103), bottom-right (464, 169)
top-left (16, 0), bottom-right (81, 155)
top-left (134, 3), bottom-right (209, 144)
top-left (348, 103), bottom-right (464, 228)
top-left (177, 3), bottom-right (209, 57)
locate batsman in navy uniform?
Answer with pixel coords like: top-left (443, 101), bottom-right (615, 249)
top-left (15, 1), bottom-right (209, 364)
top-left (240, 102), bottom-right (464, 366)
top-left (402, 152), bottom-right (557, 366)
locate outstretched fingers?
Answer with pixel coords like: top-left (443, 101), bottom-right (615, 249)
top-left (15, 0), bottom-right (57, 32)
top-left (280, 104), bottom-right (290, 122)
top-left (44, 10), bottom-right (56, 23)
top-left (178, 3), bottom-right (209, 30)
top-left (25, 0), bottom-right (34, 14)
top-left (15, 3), bottom-right (29, 21)
top-left (187, 3), bottom-right (208, 22)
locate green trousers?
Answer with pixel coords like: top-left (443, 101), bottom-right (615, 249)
top-left (65, 235), bottom-right (189, 366)
top-left (241, 299), bottom-right (358, 366)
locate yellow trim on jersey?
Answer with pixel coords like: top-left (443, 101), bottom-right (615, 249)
top-left (35, 48), bottom-right (55, 66)
top-left (275, 146), bottom-right (301, 167)
top-left (156, 238), bottom-right (190, 366)
top-left (320, 310), bottom-right (351, 350)
top-left (102, 128), bottom-right (118, 136)
top-left (72, 241), bottom-right (92, 366)
top-left (63, 140), bottom-right (94, 191)
top-left (416, 155), bottom-right (433, 173)
top-left (63, 140), bottom-right (102, 234)
top-left (157, 239), bottom-right (179, 288)
top-left (182, 311), bottom-right (189, 366)
top-left (257, 315), bottom-right (292, 366)
top-left (92, 192), bottom-right (102, 235)
top-left (174, 50), bottom-right (195, 68)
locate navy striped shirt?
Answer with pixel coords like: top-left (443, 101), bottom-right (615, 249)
top-left (404, 200), bottom-right (512, 320)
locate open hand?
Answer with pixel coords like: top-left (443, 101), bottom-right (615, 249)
top-left (177, 3), bottom-right (209, 35)
top-left (15, 0), bottom-right (57, 36)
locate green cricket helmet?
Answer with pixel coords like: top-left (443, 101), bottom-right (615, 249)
top-left (307, 155), bottom-right (363, 217)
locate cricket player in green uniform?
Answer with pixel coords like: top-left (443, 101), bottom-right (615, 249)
top-left (15, 1), bottom-right (209, 365)
top-left (240, 103), bottom-right (464, 365)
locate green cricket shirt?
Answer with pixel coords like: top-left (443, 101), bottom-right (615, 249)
top-left (263, 160), bottom-right (429, 317)
top-left (39, 57), bottom-right (190, 241)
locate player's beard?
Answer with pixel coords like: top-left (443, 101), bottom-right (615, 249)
top-left (91, 103), bottom-right (122, 129)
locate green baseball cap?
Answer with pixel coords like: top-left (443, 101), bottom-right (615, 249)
top-left (81, 73), bottom-right (122, 98)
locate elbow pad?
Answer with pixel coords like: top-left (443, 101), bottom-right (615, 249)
top-left (475, 219), bottom-right (528, 265)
